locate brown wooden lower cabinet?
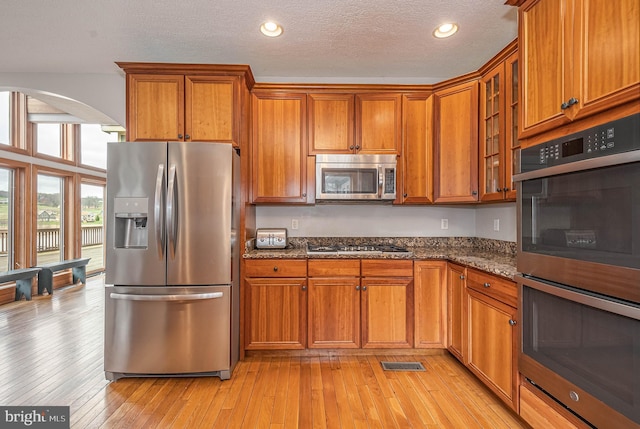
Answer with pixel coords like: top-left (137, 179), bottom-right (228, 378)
top-left (467, 287), bottom-right (518, 410)
top-left (466, 268), bottom-right (519, 411)
top-left (361, 276), bottom-right (413, 348)
top-left (413, 260), bottom-right (447, 348)
top-left (306, 258), bottom-right (414, 349)
top-left (244, 259), bottom-right (307, 350)
top-left (307, 276), bottom-right (360, 348)
top-left (446, 262), bottom-right (467, 362)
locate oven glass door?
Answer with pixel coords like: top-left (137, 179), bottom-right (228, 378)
top-left (320, 167), bottom-right (378, 196)
top-left (520, 277), bottom-right (640, 426)
top-left (520, 161), bottom-right (640, 269)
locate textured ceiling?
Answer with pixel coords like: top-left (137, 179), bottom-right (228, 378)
top-left (0, 0), bottom-right (517, 84)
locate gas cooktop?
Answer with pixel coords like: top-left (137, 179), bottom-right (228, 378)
top-left (306, 244), bottom-right (411, 255)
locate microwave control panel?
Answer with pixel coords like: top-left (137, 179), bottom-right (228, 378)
top-left (521, 113), bottom-right (640, 173)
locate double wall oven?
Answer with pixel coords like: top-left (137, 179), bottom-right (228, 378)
top-left (514, 113), bottom-right (640, 428)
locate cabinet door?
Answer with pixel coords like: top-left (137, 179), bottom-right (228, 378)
top-left (251, 92), bottom-right (308, 203)
top-left (308, 93), bottom-right (355, 154)
top-left (504, 52), bottom-right (520, 201)
top-left (245, 278), bottom-right (307, 350)
top-left (434, 81), bottom-right (479, 203)
top-left (447, 263), bottom-right (467, 362)
top-left (480, 63), bottom-right (506, 202)
top-left (308, 277), bottom-right (360, 348)
top-left (467, 288), bottom-right (518, 410)
top-left (356, 93), bottom-right (402, 154)
top-left (185, 76), bottom-right (238, 144)
top-left (361, 277), bottom-right (413, 348)
top-left (401, 93), bottom-right (434, 203)
top-left (574, 0), bottom-right (640, 120)
top-left (127, 74), bottom-right (184, 142)
top-left (413, 261), bottom-right (447, 348)
top-left (519, 0), bottom-right (571, 137)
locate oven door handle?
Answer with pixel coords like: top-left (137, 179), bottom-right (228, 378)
top-left (515, 275), bottom-right (640, 320)
top-left (513, 150), bottom-right (640, 182)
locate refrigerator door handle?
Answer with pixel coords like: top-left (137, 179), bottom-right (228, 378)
top-left (154, 164), bottom-right (166, 259)
top-left (109, 292), bottom-right (224, 302)
top-left (167, 164), bottom-right (178, 257)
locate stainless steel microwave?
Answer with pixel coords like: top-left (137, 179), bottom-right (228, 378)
top-left (315, 154), bottom-right (397, 201)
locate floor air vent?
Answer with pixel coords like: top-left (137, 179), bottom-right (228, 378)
top-left (380, 361), bottom-right (426, 371)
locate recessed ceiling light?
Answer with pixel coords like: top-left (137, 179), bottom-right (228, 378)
top-left (433, 22), bottom-right (458, 39)
top-left (260, 21), bottom-right (283, 37)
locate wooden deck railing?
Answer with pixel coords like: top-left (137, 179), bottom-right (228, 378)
top-left (0, 226), bottom-right (104, 254)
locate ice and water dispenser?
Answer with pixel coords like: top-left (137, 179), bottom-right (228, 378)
top-left (113, 197), bottom-right (149, 249)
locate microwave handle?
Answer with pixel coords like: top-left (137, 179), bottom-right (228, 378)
top-left (378, 165), bottom-right (383, 199)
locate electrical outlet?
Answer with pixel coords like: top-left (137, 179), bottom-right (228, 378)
top-left (493, 219), bottom-right (500, 231)
top-left (291, 219), bottom-right (299, 230)
top-left (441, 219), bottom-right (449, 230)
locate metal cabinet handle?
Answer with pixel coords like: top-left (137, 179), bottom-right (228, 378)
top-left (483, 282), bottom-right (491, 288)
top-left (355, 145), bottom-right (361, 150)
top-left (302, 285), bottom-right (307, 291)
top-left (349, 145), bottom-right (355, 150)
top-left (302, 193), bottom-right (307, 198)
top-left (273, 266), bottom-right (278, 272)
top-left (403, 193), bottom-right (408, 198)
top-left (356, 286), bottom-right (360, 291)
top-left (504, 187), bottom-right (510, 192)
top-left (185, 134), bottom-right (190, 140)
top-left (178, 134), bottom-right (183, 139)
top-left (561, 97), bottom-right (579, 110)
top-left (459, 275), bottom-right (465, 280)
top-left (509, 319), bottom-right (517, 326)
top-left (362, 286), bottom-right (367, 291)
top-left (471, 191), bottom-right (478, 196)
top-left (496, 188), bottom-right (502, 193)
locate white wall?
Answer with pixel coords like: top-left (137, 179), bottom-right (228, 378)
top-left (474, 203), bottom-right (517, 242)
top-left (256, 203), bottom-right (517, 241)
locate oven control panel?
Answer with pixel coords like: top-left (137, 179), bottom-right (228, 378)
top-left (521, 113), bottom-right (640, 172)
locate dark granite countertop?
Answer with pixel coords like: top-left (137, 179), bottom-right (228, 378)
top-left (243, 237), bottom-right (517, 280)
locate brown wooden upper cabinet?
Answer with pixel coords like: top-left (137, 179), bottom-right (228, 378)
top-left (400, 93), bottom-right (434, 203)
top-left (433, 81), bottom-right (479, 203)
top-left (251, 91), bottom-right (309, 203)
top-left (479, 47), bottom-right (519, 202)
top-left (117, 63), bottom-right (254, 146)
top-left (308, 92), bottom-right (402, 155)
top-left (519, 0), bottom-right (640, 139)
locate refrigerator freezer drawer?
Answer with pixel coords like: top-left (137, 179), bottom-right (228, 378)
top-left (104, 285), bottom-right (231, 379)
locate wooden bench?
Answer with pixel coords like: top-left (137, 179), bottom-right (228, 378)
top-left (37, 258), bottom-right (90, 295)
top-left (0, 268), bottom-right (42, 301)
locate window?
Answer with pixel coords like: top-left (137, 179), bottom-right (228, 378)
top-left (0, 168), bottom-right (13, 272)
top-left (81, 183), bottom-right (105, 272)
top-left (36, 174), bottom-right (63, 264)
top-left (80, 124), bottom-right (111, 170)
top-left (36, 123), bottom-right (62, 158)
top-left (0, 92), bottom-right (9, 146)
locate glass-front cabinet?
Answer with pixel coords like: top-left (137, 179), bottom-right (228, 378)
top-left (479, 46), bottom-right (519, 202)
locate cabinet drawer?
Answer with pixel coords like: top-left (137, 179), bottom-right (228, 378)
top-left (308, 259), bottom-right (360, 277)
top-left (245, 259), bottom-right (307, 278)
top-left (467, 269), bottom-right (517, 307)
top-left (361, 259), bottom-right (413, 277)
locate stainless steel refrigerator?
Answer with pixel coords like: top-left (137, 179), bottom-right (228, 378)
top-left (104, 141), bottom-right (240, 381)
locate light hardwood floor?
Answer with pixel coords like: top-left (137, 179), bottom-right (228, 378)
top-left (0, 275), bottom-right (527, 428)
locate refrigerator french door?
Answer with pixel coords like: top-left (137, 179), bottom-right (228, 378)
top-left (104, 141), bottom-right (240, 381)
